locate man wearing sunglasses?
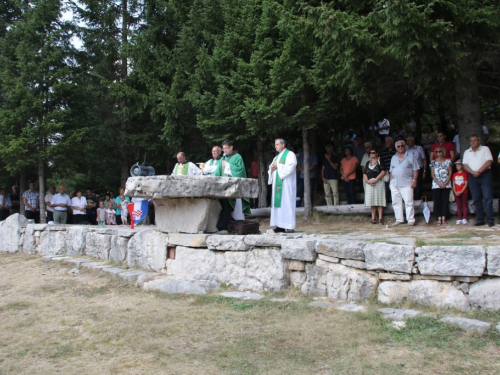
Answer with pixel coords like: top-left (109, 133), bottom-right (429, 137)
top-left (389, 140), bottom-right (419, 226)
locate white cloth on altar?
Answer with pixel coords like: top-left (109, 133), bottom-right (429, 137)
top-left (267, 149), bottom-right (297, 229)
top-left (203, 159), bottom-right (218, 175)
top-left (172, 162), bottom-right (201, 176)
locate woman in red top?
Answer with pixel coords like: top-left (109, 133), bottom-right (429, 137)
top-left (340, 147), bottom-right (359, 204)
top-left (452, 159), bottom-right (469, 224)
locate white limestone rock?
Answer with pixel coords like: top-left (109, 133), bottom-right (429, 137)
top-left (363, 244), bottom-right (414, 273)
top-left (0, 214), bottom-right (28, 253)
top-left (469, 278), bottom-right (500, 311)
top-left (340, 259), bottom-right (367, 269)
top-left (220, 291), bottom-right (264, 300)
top-left (316, 240), bottom-right (365, 260)
top-left (118, 269), bottom-right (147, 283)
top-left (317, 254), bottom-right (340, 263)
top-left (288, 260), bottom-right (306, 271)
top-left (377, 281), bottom-right (410, 304)
top-left (38, 229), bottom-right (67, 256)
top-left (167, 233), bottom-right (211, 248)
top-left (486, 246), bottom-right (500, 276)
top-left (22, 223), bottom-right (36, 254)
top-left (407, 280), bottom-right (470, 311)
top-left (206, 235), bottom-right (250, 251)
top-left (155, 198), bottom-right (220, 233)
top-left (440, 317), bottom-right (491, 334)
top-left (326, 263), bottom-right (379, 301)
top-left (416, 246), bottom-right (485, 276)
top-left (125, 175), bottom-right (259, 199)
top-left (168, 246), bottom-right (289, 291)
top-left (127, 229), bottom-right (168, 272)
top-left (66, 227), bottom-right (90, 256)
top-left (290, 271), bottom-right (306, 286)
top-left (281, 239), bottom-right (317, 261)
top-left (143, 276), bottom-right (219, 295)
top-left (109, 235), bottom-right (129, 262)
top-left (85, 232), bottom-right (111, 260)
top-left (301, 264), bottom-right (327, 296)
top-left (244, 235), bottom-right (283, 248)
top-left (378, 308), bottom-right (421, 320)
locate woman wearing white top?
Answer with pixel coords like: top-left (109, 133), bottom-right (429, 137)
top-left (71, 190), bottom-right (87, 225)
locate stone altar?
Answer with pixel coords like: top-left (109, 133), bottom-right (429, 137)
top-left (125, 175), bottom-right (259, 233)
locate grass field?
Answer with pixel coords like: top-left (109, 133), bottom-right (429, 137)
top-left (1, 252), bottom-right (500, 375)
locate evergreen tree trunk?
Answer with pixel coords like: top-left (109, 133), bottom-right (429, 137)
top-left (455, 55), bottom-right (482, 156)
top-left (257, 139), bottom-right (268, 208)
top-left (120, 0), bottom-right (129, 187)
top-left (302, 128), bottom-right (312, 222)
top-left (38, 156), bottom-right (46, 224)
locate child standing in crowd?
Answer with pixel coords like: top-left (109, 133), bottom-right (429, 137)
top-left (105, 202), bottom-right (116, 225)
top-left (96, 201), bottom-right (106, 225)
top-left (452, 159), bottom-right (469, 224)
top-left (115, 187), bottom-right (130, 225)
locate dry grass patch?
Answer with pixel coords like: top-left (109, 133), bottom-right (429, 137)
top-left (1, 252), bottom-right (499, 374)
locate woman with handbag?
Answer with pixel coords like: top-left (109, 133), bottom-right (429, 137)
top-left (363, 148), bottom-right (387, 224)
top-left (430, 146), bottom-right (453, 225)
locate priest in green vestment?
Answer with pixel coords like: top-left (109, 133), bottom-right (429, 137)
top-left (213, 140), bottom-right (251, 218)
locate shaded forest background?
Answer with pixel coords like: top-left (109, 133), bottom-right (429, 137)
top-left (1, 0), bottom-right (500, 209)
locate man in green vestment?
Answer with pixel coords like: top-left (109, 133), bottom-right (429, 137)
top-left (213, 140), bottom-right (251, 219)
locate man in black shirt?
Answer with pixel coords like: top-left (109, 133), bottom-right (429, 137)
top-left (85, 188), bottom-right (98, 225)
top-left (380, 137), bottom-right (396, 203)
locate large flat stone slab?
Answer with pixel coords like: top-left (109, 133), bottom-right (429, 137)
top-left (38, 229), bottom-right (67, 256)
top-left (363, 244), bottom-right (414, 273)
top-left (469, 278), bottom-right (500, 311)
top-left (486, 246), bottom-right (500, 276)
top-left (440, 317), bottom-right (491, 334)
top-left (143, 277), bottom-right (220, 295)
top-left (378, 281), bottom-right (410, 304)
top-left (407, 280), bottom-right (470, 311)
top-left (155, 198), bottom-right (220, 233)
top-left (281, 239), bottom-right (317, 261)
top-left (125, 175), bottom-right (259, 199)
top-left (416, 246), bottom-right (485, 276)
top-left (316, 240), bottom-right (365, 260)
top-left (206, 235), bottom-right (250, 251)
top-left (167, 233), bottom-right (211, 248)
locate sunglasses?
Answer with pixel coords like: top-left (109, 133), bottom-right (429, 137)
top-left (369, 151), bottom-right (377, 154)
top-left (435, 150), bottom-right (443, 153)
top-left (396, 145), bottom-right (405, 148)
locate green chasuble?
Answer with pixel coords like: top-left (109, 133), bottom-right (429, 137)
top-left (213, 153), bottom-right (251, 215)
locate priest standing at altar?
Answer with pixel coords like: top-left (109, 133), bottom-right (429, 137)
top-left (213, 140), bottom-right (251, 219)
top-left (268, 138), bottom-right (297, 233)
top-left (172, 152), bottom-right (201, 176)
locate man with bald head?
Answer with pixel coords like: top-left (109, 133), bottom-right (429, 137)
top-left (203, 146), bottom-right (223, 175)
top-left (172, 152), bottom-right (201, 176)
top-left (51, 185), bottom-right (71, 224)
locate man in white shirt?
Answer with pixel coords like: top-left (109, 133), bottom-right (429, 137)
top-left (462, 134), bottom-right (494, 226)
top-left (51, 185), bottom-right (71, 224)
top-left (268, 138), bottom-right (297, 233)
top-left (44, 185), bottom-right (56, 222)
top-left (405, 136), bottom-right (427, 200)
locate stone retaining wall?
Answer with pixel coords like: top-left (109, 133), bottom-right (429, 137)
top-left (2, 214), bottom-right (500, 311)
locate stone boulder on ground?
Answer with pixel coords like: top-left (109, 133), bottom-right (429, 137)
top-left (127, 229), bottom-right (168, 272)
top-left (469, 278), bottom-right (500, 311)
top-left (0, 214), bottom-right (27, 253)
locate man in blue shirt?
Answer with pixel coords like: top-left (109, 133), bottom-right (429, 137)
top-left (321, 144), bottom-right (339, 205)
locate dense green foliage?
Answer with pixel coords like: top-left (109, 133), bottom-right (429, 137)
top-left (1, 0), bottom-right (499, 201)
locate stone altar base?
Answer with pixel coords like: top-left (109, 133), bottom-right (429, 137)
top-left (155, 198), bottom-right (221, 233)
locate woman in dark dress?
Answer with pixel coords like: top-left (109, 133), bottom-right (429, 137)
top-left (363, 148), bottom-right (387, 224)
